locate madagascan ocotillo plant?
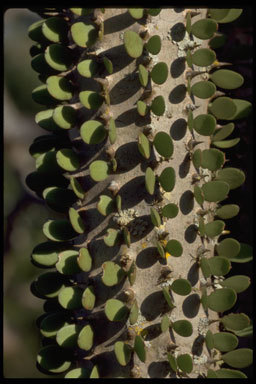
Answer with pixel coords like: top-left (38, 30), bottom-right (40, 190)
top-left (26, 8), bottom-right (252, 378)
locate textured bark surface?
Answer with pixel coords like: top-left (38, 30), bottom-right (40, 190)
top-left (71, 9), bottom-right (220, 378)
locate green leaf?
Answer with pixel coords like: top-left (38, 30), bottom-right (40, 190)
top-left (207, 288), bottom-right (237, 312)
top-left (53, 105), bottom-right (76, 129)
top-left (127, 261), bottom-right (136, 286)
top-left (90, 365), bottom-right (100, 378)
top-left (37, 345), bottom-right (71, 373)
top-left (43, 186), bottom-right (77, 213)
top-left (165, 239), bottom-right (183, 257)
top-left (214, 368), bottom-right (247, 379)
top-left (209, 33), bottom-right (227, 49)
top-left (42, 17), bottom-right (68, 43)
top-left (156, 241), bottom-right (165, 259)
top-left (193, 185), bottom-right (204, 206)
top-left (205, 330), bottom-right (214, 350)
top-left (210, 69), bottom-right (244, 90)
top-left (167, 352), bottom-right (178, 372)
top-left (208, 97), bottom-right (237, 120)
top-left (153, 132), bottom-right (174, 159)
top-left (215, 204), bottom-right (240, 220)
top-left (77, 324), bottom-right (94, 351)
top-left (45, 44), bottom-right (73, 72)
top-left (32, 84), bottom-right (58, 106)
top-left (58, 286), bottom-right (83, 310)
top-left (170, 279), bottom-right (191, 296)
top-left (138, 64), bottom-right (149, 87)
top-left (56, 249), bottom-right (81, 275)
top-left (161, 314), bottom-right (170, 333)
top-left (102, 261), bottom-right (125, 287)
top-left (193, 114), bottom-right (216, 136)
top-left (80, 120), bottom-right (107, 145)
top-left (129, 299), bottom-right (139, 325)
top-left (137, 100), bottom-right (149, 116)
top-left (226, 99), bottom-right (252, 120)
top-left (71, 22), bottom-right (98, 48)
top-left (191, 48), bottom-right (216, 67)
top-left (177, 354), bottom-right (193, 374)
top-left (221, 313), bottom-right (250, 331)
top-left (151, 62), bottom-right (168, 85)
top-left (82, 286), bottom-right (96, 311)
top-left (114, 341), bottom-right (132, 366)
top-left (104, 299), bottom-right (129, 321)
top-left (207, 369), bottom-right (218, 378)
top-left (65, 368), bottom-right (91, 378)
top-left (128, 8), bottom-right (144, 19)
top-left (40, 312), bottom-right (69, 338)
top-left (232, 324), bottom-right (253, 337)
top-left (220, 275), bottom-right (251, 293)
top-left (158, 167), bottom-right (176, 192)
top-left (229, 243), bottom-right (253, 263)
top-left (56, 324), bottom-right (80, 349)
top-left (35, 109), bottom-right (61, 132)
top-left (77, 248), bottom-right (92, 272)
top-left (43, 219), bottom-right (77, 242)
top-left (124, 30), bottom-right (143, 58)
top-left (212, 138), bottom-right (240, 149)
top-left (186, 12), bottom-right (191, 34)
top-left (70, 8), bottom-right (93, 16)
top-left (192, 148), bottom-right (202, 168)
top-left (215, 167), bottom-right (245, 190)
top-left (212, 123), bottom-right (235, 141)
top-left (145, 35), bottom-right (161, 55)
top-left (108, 118), bottom-right (117, 144)
top-left (147, 9), bottom-right (161, 16)
top-left (191, 18), bottom-right (217, 40)
top-left (70, 177), bottom-right (85, 200)
top-left (201, 180), bottom-right (229, 202)
top-left (28, 19), bottom-right (48, 43)
top-left (145, 167), bottom-right (155, 195)
top-left (104, 228), bottom-right (120, 247)
top-left (151, 95), bottom-right (165, 116)
top-left (150, 207), bottom-right (161, 227)
top-left (172, 320), bottom-right (193, 337)
top-left (97, 195), bottom-right (115, 216)
top-left (56, 148), bottom-right (79, 171)
top-left (34, 272), bottom-right (66, 299)
top-left (31, 53), bottom-right (57, 74)
top-left (198, 216), bottom-right (205, 237)
top-left (210, 9), bottom-right (243, 23)
top-left (36, 150), bottom-right (62, 174)
top-left (207, 256), bottom-right (231, 276)
top-left (216, 238), bottom-right (241, 259)
top-left (77, 59), bottom-right (98, 78)
top-left (162, 286), bottom-right (175, 309)
top-left (138, 132), bottom-right (151, 159)
top-left (134, 335), bottom-right (146, 362)
top-left (31, 241), bottom-right (63, 267)
top-left (162, 203), bottom-right (179, 219)
top-left (103, 56), bottom-right (113, 74)
top-left (79, 90), bottom-right (104, 110)
top-left (204, 220), bottom-right (225, 238)
top-left (186, 49), bottom-right (193, 68)
top-left (46, 75), bottom-right (73, 101)
top-left (222, 349), bottom-right (253, 369)
top-left (208, 9), bottom-right (229, 21)
top-left (191, 81), bottom-right (216, 99)
top-left (201, 148), bottom-right (225, 171)
top-left (89, 160), bottom-right (110, 181)
top-left (200, 257), bottom-right (211, 279)
top-left (68, 207), bottom-right (85, 234)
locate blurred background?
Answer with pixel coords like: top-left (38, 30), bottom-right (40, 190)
top-left (3, 8), bottom-right (253, 378)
